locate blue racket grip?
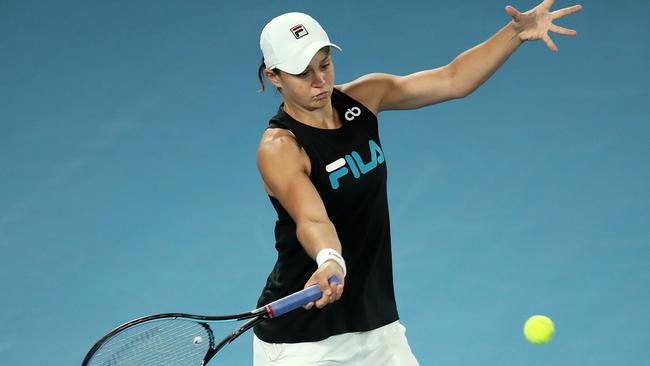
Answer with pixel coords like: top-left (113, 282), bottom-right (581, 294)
top-left (266, 276), bottom-right (341, 318)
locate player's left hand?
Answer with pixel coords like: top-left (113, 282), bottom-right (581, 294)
top-left (506, 0), bottom-right (582, 52)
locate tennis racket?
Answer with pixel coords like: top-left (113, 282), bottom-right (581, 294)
top-left (82, 276), bottom-right (340, 366)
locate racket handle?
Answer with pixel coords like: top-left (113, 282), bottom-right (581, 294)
top-left (266, 275), bottom-right (341, 318)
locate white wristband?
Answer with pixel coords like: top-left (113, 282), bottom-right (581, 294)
top-left (316, 248), bottom-right (347, 277)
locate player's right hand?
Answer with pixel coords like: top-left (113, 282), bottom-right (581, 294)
top-left (303, 260), bottom-right (345, 310)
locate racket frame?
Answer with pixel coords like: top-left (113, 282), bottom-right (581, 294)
top-left (82, 276), bottom-right (340, 365)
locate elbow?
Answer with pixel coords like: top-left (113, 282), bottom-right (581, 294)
top-left (447, 84), bottom-right (472, 100)
top-left (445, 63), bottom-right (477, 100)
top-left (450, 80), bottom-right (481, 100)
top-left (455, 86), bottom-right (476, 99)
top-left (444, 66), bottom-right (467, 100)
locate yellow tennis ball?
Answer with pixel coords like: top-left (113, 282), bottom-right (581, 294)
top-left (524, 315), bottom-right (555, 344)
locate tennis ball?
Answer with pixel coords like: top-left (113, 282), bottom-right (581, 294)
top-left (524, 315), bottom-right (555, 344)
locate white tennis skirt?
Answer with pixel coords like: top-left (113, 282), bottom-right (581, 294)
top-left (253, 321), bottom-right (419, 366)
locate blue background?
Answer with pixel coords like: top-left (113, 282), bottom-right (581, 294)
top-left (1, 0), bottom-right (648, 364)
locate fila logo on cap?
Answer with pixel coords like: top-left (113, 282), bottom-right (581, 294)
top-left (290, 24), bottom-right (309, 39)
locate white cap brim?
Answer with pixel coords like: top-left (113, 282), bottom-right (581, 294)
top-left (273, 41), bottom-right (342, 75)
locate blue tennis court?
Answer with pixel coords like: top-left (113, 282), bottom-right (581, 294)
top-left (1, 0), bottom-right (648, 364)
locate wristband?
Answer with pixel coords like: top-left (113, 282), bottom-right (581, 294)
top-left (316, 248), bottom-right (347, 277)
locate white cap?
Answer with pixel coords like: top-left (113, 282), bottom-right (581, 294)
top-left (260, 12), bottom-right (341, 74)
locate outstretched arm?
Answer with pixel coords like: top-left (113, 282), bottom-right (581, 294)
top-left (448, 0), bottom-right (582, 98)
top-left (257, 129), bottom-right (345, 309)
top-left (340, 0), bottom-right (582, 113)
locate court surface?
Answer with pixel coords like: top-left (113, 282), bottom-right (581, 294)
top-left (1, 0), bottom-right (649, 364)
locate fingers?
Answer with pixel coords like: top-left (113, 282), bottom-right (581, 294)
top-left (314, 272), bottom-right (344, 309)
top-left (550, 24), bottom-right (577, 36)
top-left (313, 273), bottom-right (334, 308)
top-left (304, 286), bottom-right (331, 310)
top-left (313, 289), bottom-right (333, 308)
top-left (303, 264), bottom-right (345, 310)
top-left (310, 284), bottom-right (338, 309)
top-left (303, 276), bottom-right (330, 310)
top-left (543, 33), bottom-right (558, 52)
top-left (552, 4), bottom-right (583, 20)
top-left (303, 287), bottom-right (331, 310)
top-left (331, 282), bottom-right (344, 302)
top-left (543, 0), bottom-right (556, 8)
top-left (505, 5), bottom-right (521, 18)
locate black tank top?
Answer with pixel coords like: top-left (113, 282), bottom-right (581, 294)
top-left (254, 88), bottom-right (399, 343)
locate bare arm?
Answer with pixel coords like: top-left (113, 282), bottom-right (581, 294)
top-left (257, 128), bottom-right (344, 308)
top-left (340, 23), bottom-right (521, 112)
top-left (340, 1), bottom-right (582, 113)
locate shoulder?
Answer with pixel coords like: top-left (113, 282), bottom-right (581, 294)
top-left (337, 73), bottom-right (400, 116)
top-left (258, 127), bottom-right (310, 175)
top-left (258, 128), bottom-right (300, 160)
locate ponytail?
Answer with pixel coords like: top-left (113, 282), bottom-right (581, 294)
top-left (257, 57), bottom-right (281, 93)
top-left (257, 57), bottom-right (267, 92)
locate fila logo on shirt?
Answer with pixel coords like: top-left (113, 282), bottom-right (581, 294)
top-left (325, 139), bottom-right (385, 190)
top-left (290, 24), bottom-right (308, 39)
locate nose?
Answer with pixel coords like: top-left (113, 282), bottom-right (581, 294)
top-left (312, 71), bottom-right (325, 87)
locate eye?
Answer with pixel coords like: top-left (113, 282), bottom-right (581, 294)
top-left (297, 71), bottom-right (309, 78)
top-left (321, 63), bottom-right (330, 70)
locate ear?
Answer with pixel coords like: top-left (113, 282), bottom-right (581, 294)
top-left (265, 69), bottom-right (283, 89)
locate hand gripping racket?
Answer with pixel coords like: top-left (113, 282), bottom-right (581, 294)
top-left (82, 276), bottom-right (340, 366)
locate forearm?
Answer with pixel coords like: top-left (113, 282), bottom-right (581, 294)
top-left (296, 220), bottom-right (343, 260)
top-left (297, 219), bottom-right (346, 306)
top-left (449, 21), bottom-right (522, 97)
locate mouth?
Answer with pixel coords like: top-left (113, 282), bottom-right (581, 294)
top-left (313, 91), bottom-right (329, 99)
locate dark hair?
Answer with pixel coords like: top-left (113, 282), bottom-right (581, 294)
top-left (257, 57), bottom-right (280, 93)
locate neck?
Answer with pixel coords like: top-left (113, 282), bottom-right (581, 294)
top-left (283, 100), bottom-right (340, 130)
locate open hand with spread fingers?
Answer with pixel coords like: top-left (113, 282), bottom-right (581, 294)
top-left (506, 0), bottom-right (582, 52)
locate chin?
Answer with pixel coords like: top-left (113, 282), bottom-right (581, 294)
top-left (312, 97), bottom-right (329, 107)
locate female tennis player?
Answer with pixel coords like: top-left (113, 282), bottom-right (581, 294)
top-left (254, 1), bottom-right (581, 364)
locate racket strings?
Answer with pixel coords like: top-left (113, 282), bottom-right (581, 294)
top-left (87, 319), bottom-right (212, 366)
